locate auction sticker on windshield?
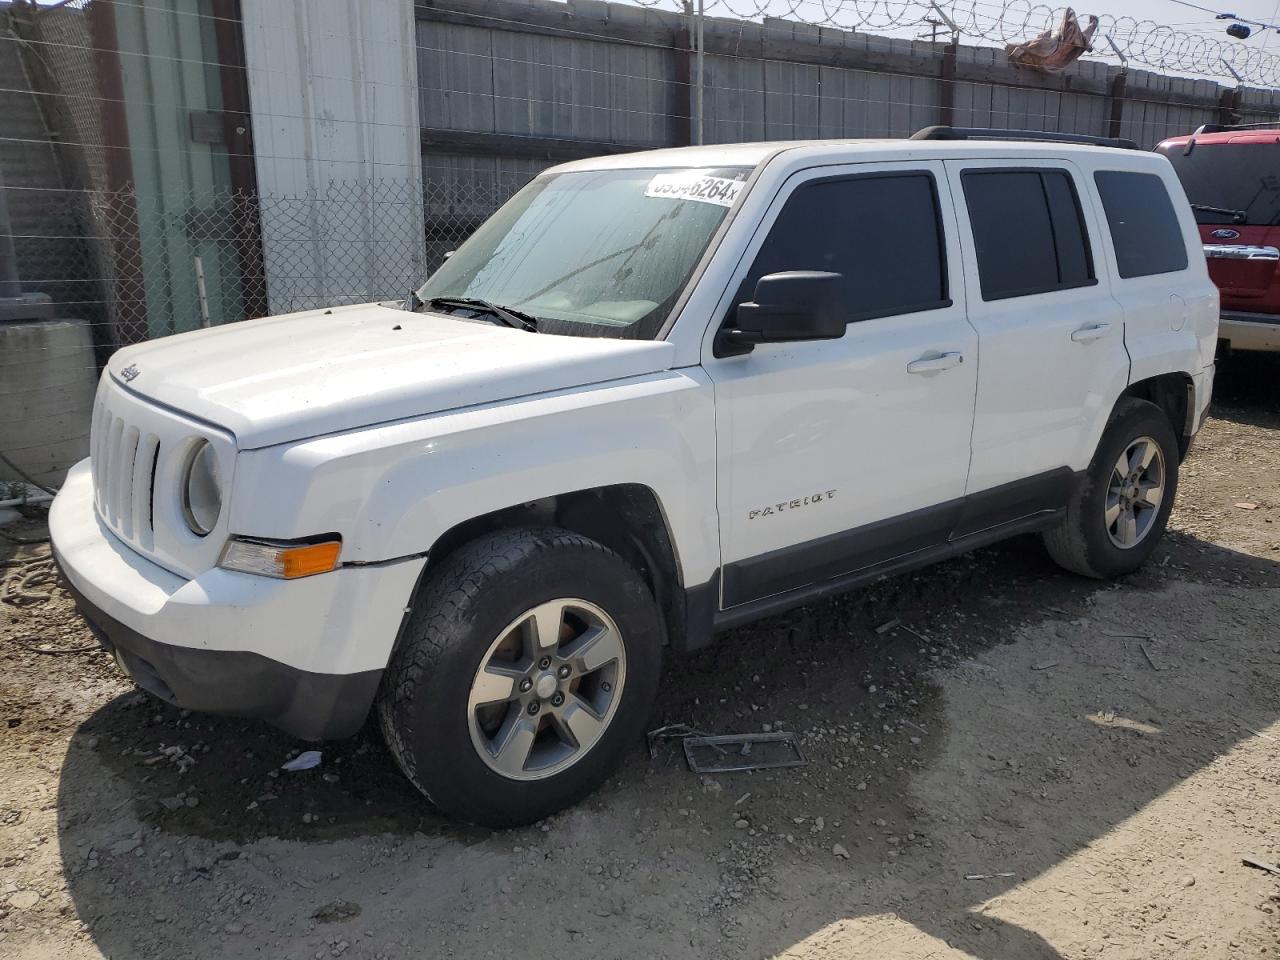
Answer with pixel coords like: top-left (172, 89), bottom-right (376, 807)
top-left (645, 170), bottom-right (745, 207)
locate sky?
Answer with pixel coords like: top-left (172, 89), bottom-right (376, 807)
top-left (1118, 0), bottom-right (1280, 52)
top-left (767, 0), bottom-right (1280, 84)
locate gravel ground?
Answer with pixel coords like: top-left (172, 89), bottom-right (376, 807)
top-left (2, 352), bottom-right (1279, 960)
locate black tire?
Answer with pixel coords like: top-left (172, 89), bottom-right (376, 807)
top-left (1042, 397), bottom-right (1180, 579)
top-left (377, 526), bottom-right (663, 827)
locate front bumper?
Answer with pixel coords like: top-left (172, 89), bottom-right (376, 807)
top-left (1220, 312), bottom-right (1280, 353)
top-left (50, 460), bottom-right (426, 740)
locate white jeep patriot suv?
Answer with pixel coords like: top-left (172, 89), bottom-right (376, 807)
top-left (51, 128), bottom-right (1218, 826)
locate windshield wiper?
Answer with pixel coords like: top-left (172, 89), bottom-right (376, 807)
top-left (1190, 202), bottom-right (1247, 224)
top-left (424, 296), bottom-right (538, 332)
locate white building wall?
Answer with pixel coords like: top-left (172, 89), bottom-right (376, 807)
top-left (241, 0), bottom-right (425, 314)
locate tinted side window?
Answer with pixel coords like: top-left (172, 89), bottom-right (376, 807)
top-left (744, 173), bottom-right (949, 323)
top-left (962, 169), bottom-right (1095, 300)
top-left (1094, 171), bottom-right (1189, 278)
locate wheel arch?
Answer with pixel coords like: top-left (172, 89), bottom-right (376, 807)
top-left (419, 483), bottom-right (689, 650)
top-left (1121, 371), bottom-right (1195, 460)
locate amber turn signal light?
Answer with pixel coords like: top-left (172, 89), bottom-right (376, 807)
top-left (219, 537), bottom-right (342, 579)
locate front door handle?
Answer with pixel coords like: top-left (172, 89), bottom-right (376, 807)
top-left (906, 351), bottom-right (964, 374)
top-left (1070, 322), bottom-right (1111, 343)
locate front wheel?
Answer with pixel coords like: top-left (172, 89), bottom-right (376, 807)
top-left (1043, 397), bottom-right (1180, 579)
top-left (377, 527), bottom-right (663, 827)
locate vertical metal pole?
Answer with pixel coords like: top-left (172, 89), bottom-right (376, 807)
top-left (0, 167), bottom-right (21, 299)
top-left (194, 255), bottom-right (211, 328)
top-left (695, 0), bottom-right (704, 145)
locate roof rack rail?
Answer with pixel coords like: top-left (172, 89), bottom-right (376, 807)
top-left (910, 125), bottom-right (1139, 150)
top-left (1192, 121), bottom-right (1280, 135)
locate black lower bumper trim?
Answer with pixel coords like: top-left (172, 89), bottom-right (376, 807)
top-left (1222, 310), bottom-right (1280, 327)
top-left (56, 556), bottom-right (382, 741)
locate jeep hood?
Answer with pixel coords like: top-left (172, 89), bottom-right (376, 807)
top-left (108, 302), bottom-right (677, 449)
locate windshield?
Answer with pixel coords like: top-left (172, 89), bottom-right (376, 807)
top-left (416, 166), bottom-right (750, 340)
top-left (1158, 142), bottom-right (1280, 226)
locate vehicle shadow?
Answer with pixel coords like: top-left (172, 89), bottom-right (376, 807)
top-left (54, 527), bottom-right (1280, 959)
top-left (1211, 350), bottom-right (1280, 427)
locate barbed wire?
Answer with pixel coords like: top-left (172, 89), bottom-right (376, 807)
top-left (628, 0), bottom-right (1280, 86)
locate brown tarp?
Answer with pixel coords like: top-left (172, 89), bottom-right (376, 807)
top-left (1007, 7), bottom-right (1100, 73)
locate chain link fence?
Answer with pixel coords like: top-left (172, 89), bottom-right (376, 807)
top-left (8, 171), bottom-right (540, 348)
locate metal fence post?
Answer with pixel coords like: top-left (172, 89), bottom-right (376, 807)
top-left (1104, 35), bottom-right (1129, 142)
top-left (695, 0), bottom-right (704, 145)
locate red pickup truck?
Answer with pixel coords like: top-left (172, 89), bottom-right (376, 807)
top-left (1157, 125), bottom-right (1280, 353)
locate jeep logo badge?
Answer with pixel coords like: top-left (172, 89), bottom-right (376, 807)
top-left (120, 364), bottom-right (140, 382)
top-left (1211, 228), bottom-right (1241, 240)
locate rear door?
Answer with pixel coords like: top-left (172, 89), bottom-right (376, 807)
top-left (944, 158), bottom-right (1130, 523)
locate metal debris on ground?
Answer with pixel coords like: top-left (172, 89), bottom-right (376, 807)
top-left (15, 636), bottom-right (98, 655)
top-left (1140, 643), bottom-right (1164, 671)
top-left (311, 900), bottom-right (362, 923)
top-left (1, 554), bottom-right (58, 607)
top-left (281, 750), bottom-right (323, 772)
top-left (899, 623), bottom-right (932, 643)
top-left (1242, 856), bottom-right (1280, 877)
top-left (645, 723), bottom-right (712, 760)
top-left (873, 618), bottom-right (901, 635)
top-left (1031, 661), bottom-right (1061, 671)
top-left (965, 872), bottom-right (1018, 880)
top-left (682, 732), bottom-right (807, 774)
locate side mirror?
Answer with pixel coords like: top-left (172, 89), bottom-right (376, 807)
top-left (715, 271), bottom-right (845, 357)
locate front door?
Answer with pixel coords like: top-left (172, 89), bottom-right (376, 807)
top-left (702, 162), bottom-right (979, 609)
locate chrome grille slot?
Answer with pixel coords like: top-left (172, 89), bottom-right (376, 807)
top-left (102, 417), bottom-right (123, 525)
top-left (134, 435), bottom-right (160, 547)
top-left (92, 402), bottom-right (111, 513)
top-left (116, 426), bottom-right (140, 537)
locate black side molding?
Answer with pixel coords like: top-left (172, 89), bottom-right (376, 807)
top-left (680, 467), bottom-right (1084, 637)
top-left (714, 508), bottom-right (1065, 633)
top-left (723, 498), bottom-right (961, 609)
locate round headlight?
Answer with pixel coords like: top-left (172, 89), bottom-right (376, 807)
top-left (182, 440), bottom-right (222, 536)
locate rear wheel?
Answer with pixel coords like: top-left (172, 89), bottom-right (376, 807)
top-left (1043, 397), bottom-right (1179, 579)
top-left (377, 527), bottom-right (663, 827)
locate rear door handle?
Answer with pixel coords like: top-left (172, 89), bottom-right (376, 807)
top-left (906, 351), bottom-right (964, 374)
top-left (1070, 322), bottom-right (1111, 343)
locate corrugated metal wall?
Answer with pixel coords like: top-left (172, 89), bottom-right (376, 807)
top-left (414, 0), bottom-right (1278, 259)
top-left (0, 18), bottom-right (90, 313)
top-left (242, 0), bottom-right (426, 315)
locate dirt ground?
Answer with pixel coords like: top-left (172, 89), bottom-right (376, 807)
top-left (2, 353), bottom-right (1279, 960)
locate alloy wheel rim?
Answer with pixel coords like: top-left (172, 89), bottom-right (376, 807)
top-left (1105, 436), bottom-right (1166, 549)
top-left (466, 598), bottom-right (625, 781)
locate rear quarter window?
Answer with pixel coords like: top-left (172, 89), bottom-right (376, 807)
top-left (1094, 171), bottom-right (1189, 279)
